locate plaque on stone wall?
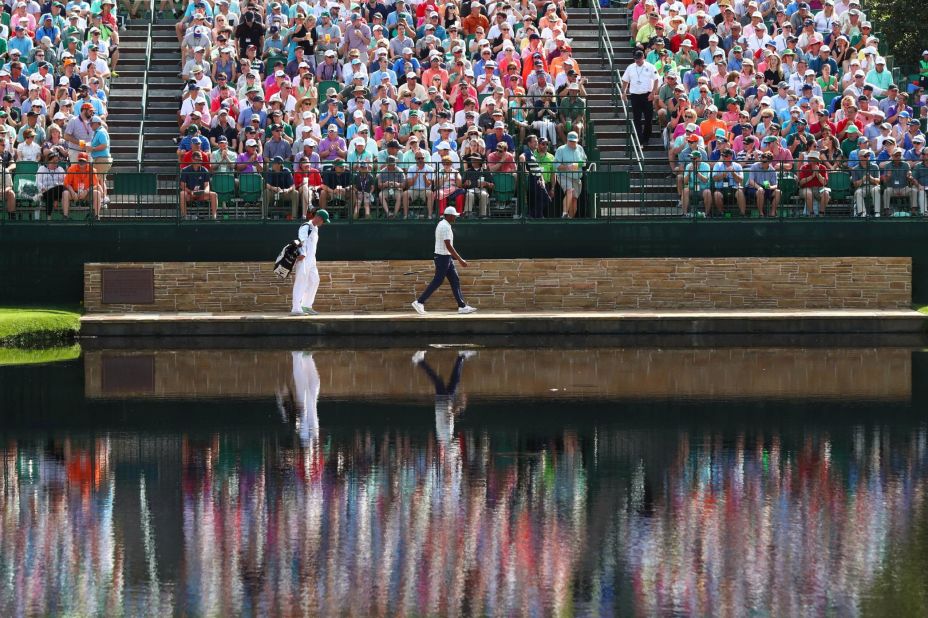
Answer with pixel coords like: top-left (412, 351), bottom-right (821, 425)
top-left (102, 268), bottom-right (154, 304)
top-left (101, 354), bottom-right (155, 394)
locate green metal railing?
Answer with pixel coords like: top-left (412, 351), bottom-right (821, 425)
top-left (5, 158), bottom-right (923, 223)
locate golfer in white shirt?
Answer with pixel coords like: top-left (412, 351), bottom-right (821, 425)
top-left (291, 208), bottom-right (330, 315)
top-left (411, 206), bottom-right (477, 314)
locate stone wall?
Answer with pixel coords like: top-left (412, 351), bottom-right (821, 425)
top-left (84, 257), bottom-right (912, 313)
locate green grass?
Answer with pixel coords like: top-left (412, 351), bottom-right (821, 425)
top-left (0, 345), bottom-right (81, 366)
top-left (0, 307), bottom-right (81, 348)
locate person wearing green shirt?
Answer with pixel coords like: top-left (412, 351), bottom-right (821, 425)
top-left (920, 50), bottom-right (928, 89)
top-left (865, 58), bottom-right (893, 97)
top-left (635, 13), bottom-right (660, 48)
top-left (534, 138), bottom-right (555, 185)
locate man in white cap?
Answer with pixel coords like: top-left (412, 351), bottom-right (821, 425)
top-left (291, 208), bottom-right (330, 315)
top-left (88, 114), bottom-right (111, 206)
top-left (411, 205), bottom-right (477, 315)
top-left (554, 131), bottom-right (586, 218)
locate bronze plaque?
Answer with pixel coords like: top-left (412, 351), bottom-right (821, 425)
top-left (102, 268), bottom-right (155, 304)
top-left (101, 354), bottom-right (155, 395)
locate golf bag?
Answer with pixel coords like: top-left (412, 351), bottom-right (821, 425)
top-left (274, 238), bottom-right (303, 278)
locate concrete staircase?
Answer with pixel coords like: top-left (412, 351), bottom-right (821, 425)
top-left (139, 21), bottom-right (184, 170)
top-left (108, 21), bottom-right (180, 171)
top-left (568, 5), bottom-right (678, 213)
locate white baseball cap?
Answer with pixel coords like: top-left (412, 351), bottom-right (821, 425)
top-left (443, 206), bottom-right (460, 216)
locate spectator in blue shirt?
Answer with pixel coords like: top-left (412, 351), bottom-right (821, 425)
top-left (237, 96), bottom-right (267, 129)
top-left (8, 27), bottom-right (35, 58)
top-left (35, 15), bottom-right (61, 46)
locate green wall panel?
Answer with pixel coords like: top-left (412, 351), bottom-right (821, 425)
top-left (2, 220), bottom-right (928, 304)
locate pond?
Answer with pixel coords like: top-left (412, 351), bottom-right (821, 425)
top-left (1, 346), bottom-right (927, 616)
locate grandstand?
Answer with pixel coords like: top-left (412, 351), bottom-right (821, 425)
top-left (620, 0), bottom-right (928, 217)
top-left (0, 0), bottom-right (657, 221)
top-left (0, 1), bottom-right (924, 221)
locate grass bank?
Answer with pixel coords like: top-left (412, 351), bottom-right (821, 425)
top-left (0, 307), bottom-right (81, 348)
top-left (0, 345), bottom-right (81, 366)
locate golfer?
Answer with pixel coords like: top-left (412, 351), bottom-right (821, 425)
top-left (411, 206), bottom-right (477, 314)
top-left (291, 208), bottom-right (330, 315)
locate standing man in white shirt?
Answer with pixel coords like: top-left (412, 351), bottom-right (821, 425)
top-left (411, 206), bottom-right (477, 315)
top-left (291, 208), bottom-right (330, 315)
top-left (621, 49), bottom-right (660, 145)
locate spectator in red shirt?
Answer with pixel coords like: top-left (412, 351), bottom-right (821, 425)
top-left (295, 158), bottom-right (323, 219)
top-left (836, 106), bottom-right (864, 141)
top-left (181, 139), bottom-right (210, 171)
top-left (798, 151), bottom-right (830, 216)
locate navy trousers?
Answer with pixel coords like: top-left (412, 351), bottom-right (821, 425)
top-left (417, 355), bottom-right (465, 398)
top-left (418, 254), bottom-right (466, 308)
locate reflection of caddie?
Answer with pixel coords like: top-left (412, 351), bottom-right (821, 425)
top-left (291, 351), bottom-right (320, 447)
top-left (291, 209), bottom-right (330, 315)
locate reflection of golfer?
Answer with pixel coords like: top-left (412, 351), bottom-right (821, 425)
top-left (412, 349), bottom-right (476, 445)
top-left (411, 206), bottom-right (477, 315)
top-left (291, 351), bottom-right (320, 447)
top-left (290, 208), bottom-right (330, 316)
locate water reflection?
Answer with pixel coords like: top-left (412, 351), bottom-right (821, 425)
top-left (1, 348), bottom-right (927, 615)
top-left (619, 428), bottom-right (928, 616)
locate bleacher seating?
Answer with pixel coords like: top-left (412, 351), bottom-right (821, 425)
top-left (623, 0), bottom-right (928, 217)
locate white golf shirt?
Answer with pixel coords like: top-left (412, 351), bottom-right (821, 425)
top-left (434, 219), bottom-right (452, 255)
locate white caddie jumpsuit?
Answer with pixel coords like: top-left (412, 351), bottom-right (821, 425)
top-left (291, 221), bottom-right (320, 312)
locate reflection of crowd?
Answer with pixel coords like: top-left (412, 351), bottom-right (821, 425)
top-left (179, 427), bottom-right (587, 616)
top-left (621, 428), bottom-right (928, 616)
top-left (4, 424), bottom-right (928, 615)
top-left (0, 437), bottom-right (173, 616)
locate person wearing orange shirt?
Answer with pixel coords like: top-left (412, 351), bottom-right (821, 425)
top-left (63, 152), bottom-right (103, 219)
top-left (698, 105), bottom-right (727, 143)
top-left (461, 3), bottom-right (489, 36)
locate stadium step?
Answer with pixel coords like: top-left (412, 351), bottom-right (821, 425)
top-left (137, 22), bottom-right (184, 168)
top-left (564, 6), bottom-right (679, 210)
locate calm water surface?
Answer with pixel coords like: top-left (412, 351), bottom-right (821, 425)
top-left (2, 347), bottom-right (928, 617)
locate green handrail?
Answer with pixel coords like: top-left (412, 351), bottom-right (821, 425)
top-left (135, 0), bottom-right (156, 168)
top-left (588, 0), bottom-right (645, 207)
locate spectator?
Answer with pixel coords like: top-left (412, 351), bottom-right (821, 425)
top-left (798, 151), bottom-right (830, 216)
top-left (851, 149), bottom-right (882, 217)
top-left (681, 150), bottom-right (712, 217)
top-left (712, 149), bottom-right (747, 216)
top-left (461, 154), bottom-right (493, 218)
top-left (746, 152), bottom-right (781, 218)
top-left (406, 151), bottom-right (435, 218)
top-left (265, 156), bottom-right (299, 219)
top-left (320, 158), bottom-right (351, 212)
top-left (553, 131), bottom-right (585, 219)
top-left (913, 149), bottom-right (928, 215)
top-left (351, 160), bottom-right (376, 219)
top-left (294, 157), bottom-right (322, 219)
top-left (881, 149), bottom-right (917, 215)
top-left (378, 154), bottom-right (407, 218)
top-left (179, 157), bottom-right (218, 220)
top-left (210, 136), bottom-right (237, 172)
top-left (38, 151), bottom-right (67, 219)
top-left (88, 115), bottom-right (110, 206)
top-left (63, 152), bottom-right (102, 219)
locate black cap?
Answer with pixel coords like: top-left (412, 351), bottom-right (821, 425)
top-left (634, 49), bottom-right (644, 59)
